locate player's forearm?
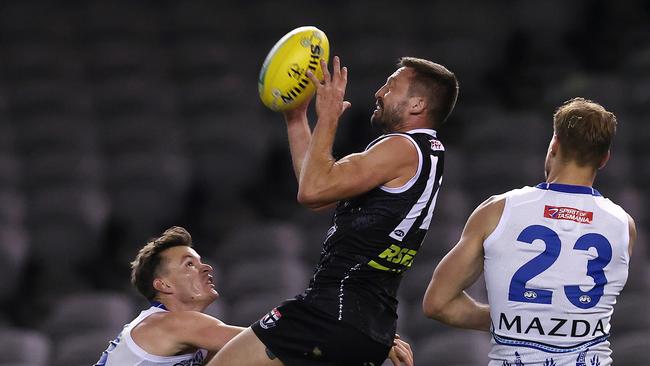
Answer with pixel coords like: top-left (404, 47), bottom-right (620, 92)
top-left (424, 291), bottom-right (491, 332)
top-left (297, 116), bottom-right (338, 206)
top-left (201, 324), bottom-right (246, 351)
top-left (285, 116), bottom-right (312, 181)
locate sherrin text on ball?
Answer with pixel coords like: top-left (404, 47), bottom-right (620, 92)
top-left (258, 26), bottom-right (330, 111)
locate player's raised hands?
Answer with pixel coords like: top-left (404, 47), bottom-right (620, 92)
top-left (282, 91), bottom-right (313, 124)
top-left (306, 56), bottom-right (352, 122)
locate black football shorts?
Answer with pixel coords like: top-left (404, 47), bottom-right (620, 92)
top-left (251, 299), bottom-right (391, 366)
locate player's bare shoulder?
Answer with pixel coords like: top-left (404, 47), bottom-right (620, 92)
top-left (475, 194), bottom-right (506, 220)
top-left (469, 194), bottom-right (507, 240)
top-left (369, 133), bottom-right (419, 160)
top-left (132, 310), bottom-right (167, 331)
top-left (477, 194), bottom-right (506, 211)
top-left (371, 134), bottom-right (419, 165)
top-left (128, 311), bottom-right (177, 353)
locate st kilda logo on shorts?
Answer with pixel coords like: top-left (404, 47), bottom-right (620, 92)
top-left (259, 308), bottom-right (282, 329)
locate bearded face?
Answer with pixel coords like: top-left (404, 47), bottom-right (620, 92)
top-left (372, 67), bottom-right (413, 133)
top-left (371, 98), bottom-right (408, 132)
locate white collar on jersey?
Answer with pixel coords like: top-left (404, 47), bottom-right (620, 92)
top-left (405, 128), bottom-right (437, 137)
top-left (364, 128), bottom-right (439, 151)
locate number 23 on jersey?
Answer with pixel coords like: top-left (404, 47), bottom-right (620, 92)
top-left (508, 225), bottom-right (612, 309)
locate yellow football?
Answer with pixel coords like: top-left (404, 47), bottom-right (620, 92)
top-left (258, 26), bottom-right (329, 112)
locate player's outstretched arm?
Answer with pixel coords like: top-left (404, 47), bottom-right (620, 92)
top-left (422, 196), bottom-right (504, 332)
top-left (158, 311), bottom-right (245, 353)
top-left (283, 95), bottom-right (314, 182)
top-left (299, 56), bottom-right (418, 209)
top-left (299, 134), bottom-right (417, 209)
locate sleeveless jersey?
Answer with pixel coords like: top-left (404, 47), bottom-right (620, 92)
top-left (94, 305), bottom-right (207, 366)
top-left (297, 128), bottom-right (445, 346)
top-left (484, 183), bottom-right (630, 366)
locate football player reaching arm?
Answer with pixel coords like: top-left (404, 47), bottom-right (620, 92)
top-left (421, 195), bottom-right (504, 331)
top-left (282, 91), bottom-right (313, 184)
top-left (284, 56), bottom-right (418, 210)
top-left (130, 310), bottom-right (243, 362)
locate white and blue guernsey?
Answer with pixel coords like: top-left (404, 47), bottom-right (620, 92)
top-left (94, 302), bottom-right (207, 366)
top-left (484, 183), bottom-right (630, 366)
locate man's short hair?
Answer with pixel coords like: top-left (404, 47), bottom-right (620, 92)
top-left (553, 97), bottom-right (617, 168)
top-left (130, 226), bottom-right (193, 301)
top-left (398, 57), bottom-right (459, 127)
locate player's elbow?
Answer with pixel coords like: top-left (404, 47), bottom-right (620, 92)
top-left (296, 185), bottom-right (327, 211)
top-left (422, 293), bottom-right (448, 321)
top-left (297, 191), bottom-right (336, 212)
top-left (422, 300), bottom-right (441, 320)
top-left (296, 188), bottom-right (323, 210)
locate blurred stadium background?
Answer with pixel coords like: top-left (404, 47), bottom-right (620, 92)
top-left (0, 0), bottom-right (648, 365)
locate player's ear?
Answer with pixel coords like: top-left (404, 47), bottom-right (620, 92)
top-left (409, 96), bottom-right (425, 114)
top-left (550, 135), bottom-right (560, 156)
top-left (153, 278), bottom-right (173, 294)
top-left (598, 149), bottom-right (610, 170)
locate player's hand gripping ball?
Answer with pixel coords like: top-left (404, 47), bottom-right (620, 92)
top-left (258, 26), bottom-right (329, 112)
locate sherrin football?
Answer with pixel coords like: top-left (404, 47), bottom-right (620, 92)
top-left (258, 26), bottom-right (330, 111)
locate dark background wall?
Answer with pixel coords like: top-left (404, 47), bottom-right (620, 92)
top-left (0, 0), bottom-right (648, 365)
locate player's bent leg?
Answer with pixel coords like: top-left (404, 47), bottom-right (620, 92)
top-left (207, 327), bottom-right (284, 366)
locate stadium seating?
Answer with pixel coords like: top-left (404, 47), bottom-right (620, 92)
top-left (53, 330), bottom-right (117, 366)
top-left (203, 297), bottom-right (229, 321)
top-left (415, 329), bottom-right (492, 365)
top-left (0, 225), bottom-right (29, 302)
top-left (399, 299), bottom-right (455, 341)
top-left (0, 327), bottom-right (51, 366)
top-left (0, 0), bottom-right (647, 362)
top-left (398, 261), bottom-right (436, 305)
top-left (609, 291), bottom-right (650, 333)
top-left (42, 292), bottom-right (134, 339)
top-left (227, 292), bottom-right (292, 327)
top-left (610, 330), bottom-right (650, 365)
top-left (215, 221), bottom-right (306, 266)
top-left (219, 258), bottom-right (309, 304)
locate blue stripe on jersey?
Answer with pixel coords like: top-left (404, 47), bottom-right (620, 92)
top-left (492, 331), bottom-right (609, 354)
top-left (535, 183), bottom-right (602, 197)
top-left (94, 335), bottom-right (121, 366)
top-left (150, 301), bottom-right (168, 310)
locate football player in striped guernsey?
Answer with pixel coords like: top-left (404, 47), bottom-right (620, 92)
top-left (209, 55), bottom-right (458, 366)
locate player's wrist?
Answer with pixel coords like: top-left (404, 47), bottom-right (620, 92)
top-left (284, 113), bottom-right (308, 126)
top-left (316, 113), bottom-right (339, 127)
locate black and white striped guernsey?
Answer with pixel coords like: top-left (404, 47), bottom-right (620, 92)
top-left (297, 128), bottom-right (445, 346)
